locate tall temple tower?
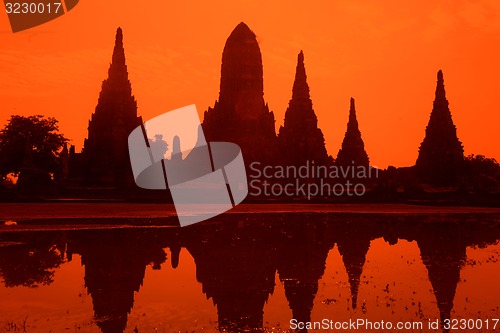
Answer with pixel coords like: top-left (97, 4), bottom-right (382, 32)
top-left (336, 98), bottom-right (369, 167)
top-left (278, 51), bottom-right (330, 166)
top-left (202, 22), bottom-right (277, 165)
top-left (416, 70), bottom-right (464, 186)
top-left (83, 28), bottom-right (142, 186)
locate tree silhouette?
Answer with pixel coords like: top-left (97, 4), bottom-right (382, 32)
top-left (0, 115), bottom-right (67, 179)
top-left (464, 154), bottom-right (500, 192)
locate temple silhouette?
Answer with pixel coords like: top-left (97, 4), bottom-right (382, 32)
top-left (46, 22), bottom-right (496, 199)
top-left (202, 22), bottom-right (278, 166)
top-left (68, 28), bottom-right (142, 186)
top-left (278, 51), bottom-right (331, 166)
top-left (416, 70), bottom-right (464, 186)
top-left (1, 18), bottom-right (500, 333)
top-left (336, 98), bottom-right (370, 168)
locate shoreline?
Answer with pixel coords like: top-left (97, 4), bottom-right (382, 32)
top-left (0, 203), bottom-right (499, 233)
top-left (1, 202), bottom-right (500, 221)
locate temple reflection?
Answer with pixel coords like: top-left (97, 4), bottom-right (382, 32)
top-left (336, 219), bottom-right (378, 310)
top-left (0, 215), bottom-right (498, 333)
top-left (67, 229), bottom-right (169, 333)
top-left (416, 228), bottom-right (465, 333)
top-left (184, 219), bottom-right (278, 331)
top-left (276, 220), bottom-right (334, 331)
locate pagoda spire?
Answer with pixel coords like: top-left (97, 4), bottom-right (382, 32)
top-left (112, 27), bottom-right (125, 66)
top-left (277, 51), bottom-right (330, 166)
top-left (416, 70), bottom-right (464, 186)
top-left (348, 97), bottom-right (358, 128)
top-left (336, 98), bottom-right (369, 168)
top-left (106, 27), bottom-right (130, 89)
top-left (82, 27), bottom-right (141, 186)
top-left (435, 70), bottom-right (446, 101)
top-left (291, 51), bottom-right (310, 100)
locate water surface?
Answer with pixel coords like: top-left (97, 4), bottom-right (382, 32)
top-left (0, 213), bottom-right (499, 332)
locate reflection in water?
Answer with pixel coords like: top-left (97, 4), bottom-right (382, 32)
top-left (70, 230), bottom-right (171, 333)
top-left (414, 226), bottom-right (465, 333)
top-left (0, 214), bottom-right (499, 333)
top-left (336, 220), bottom-right (374, 311)
top-left (185, 221), bottom-right (277, 332)
top-left (0, 233), bottom-right (66, 287)
top-left (276, 220), bottom-right (333, 330)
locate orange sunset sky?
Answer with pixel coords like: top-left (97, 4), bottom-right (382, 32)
top-left (0, 0), bottom-right (499, 168)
